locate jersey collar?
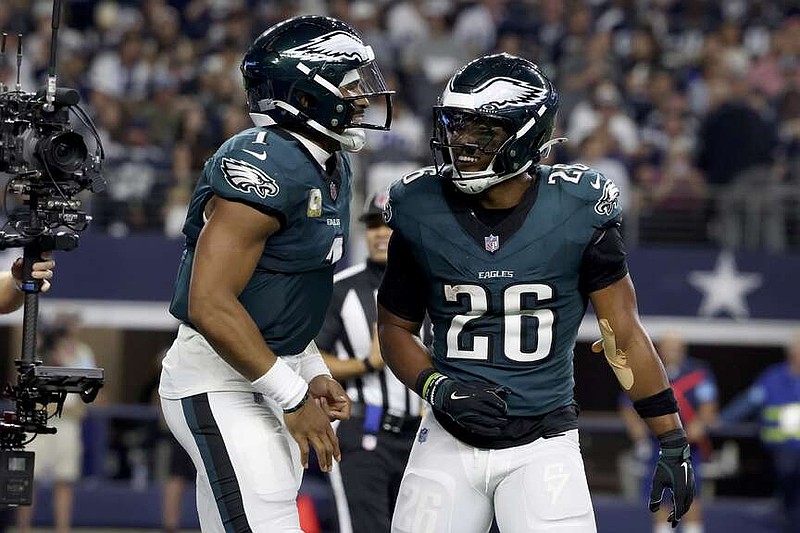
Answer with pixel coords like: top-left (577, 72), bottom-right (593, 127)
top-left (444, 177), bottom-right (541, 254)
top-left (250, 114), bottom-right (332, 169)
top-left (285, 130), bottom-right (331, 169)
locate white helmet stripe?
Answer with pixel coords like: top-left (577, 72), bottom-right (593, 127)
top-left (515, 115), bottom-right (538, 138)
top-left (296, 62), bottom-right (343, 97)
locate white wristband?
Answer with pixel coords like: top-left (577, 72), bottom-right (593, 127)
top-left (251, 358), bottom-right (308, 411)
top-left (297, 342), bottom-right (332, 382)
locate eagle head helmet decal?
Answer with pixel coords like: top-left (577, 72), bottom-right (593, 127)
top-left (442, 75), bottom-right (550, 113)
top-left (282, 31), bottom-right (372, 63)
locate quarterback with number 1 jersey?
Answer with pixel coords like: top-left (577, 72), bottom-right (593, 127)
top-left (161, 124), bottom-right (353, 398)
top-left (160, 15), bottom-right (393, 532)
top-left (168, 126), bottom-right (352, 363)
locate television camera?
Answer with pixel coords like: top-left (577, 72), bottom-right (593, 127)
top-left (0, 0), bottom-right (106, 506)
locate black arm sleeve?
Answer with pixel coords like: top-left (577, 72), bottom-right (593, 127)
top-left (579, 217), bottom-right (628, 295)
top-left (377, 232), bottom-right (428, 323)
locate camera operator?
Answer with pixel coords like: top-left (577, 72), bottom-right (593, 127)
top-left (0, 254), bottom-right (56, 314)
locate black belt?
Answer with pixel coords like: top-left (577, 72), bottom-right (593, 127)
top-left (349, 403), bottom-right (421, 434)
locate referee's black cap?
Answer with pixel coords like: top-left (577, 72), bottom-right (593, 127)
top-left (359, 190), bottom-right (390, 223)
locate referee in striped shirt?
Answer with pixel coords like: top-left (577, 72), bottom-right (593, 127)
top-left (317, 191), bottom-right (423, 533)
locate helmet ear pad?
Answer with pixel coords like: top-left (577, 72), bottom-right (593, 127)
top-left (296, 79), bottom-right (354, 132)
top-left (290, 89), bottom-right (318, 117)
top-left (493, 123), bottom-right (551, 176)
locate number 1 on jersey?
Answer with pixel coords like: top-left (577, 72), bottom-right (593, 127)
top-left (325, 235), bottom-right (344, 264)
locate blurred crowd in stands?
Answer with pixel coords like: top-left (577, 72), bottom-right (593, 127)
top-left (1, 0), bottom-right (798, 250)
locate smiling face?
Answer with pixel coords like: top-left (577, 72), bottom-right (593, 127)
top-left (364, 217), bottom-right (392, 264)
top-left (450, 124), bottom-right (510, 172)
top-left (438, 109), bottom-right (512, 173)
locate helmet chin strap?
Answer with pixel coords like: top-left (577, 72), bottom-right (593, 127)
top-left (452, 161), bottom-right (534, 194)
top-left (538, 137), bottom-right (568, 159)
top-left (307, 121), bottom-right (366, 152)
top-left (449, 149), bottom-right (534, 194)
top-left (253, 100), bottom-right (367, 152)
top-left (452, 136), bottom-right (567, 194)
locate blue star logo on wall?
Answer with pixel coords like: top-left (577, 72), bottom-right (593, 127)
top-left (688, 251), bottom-right (762, 319)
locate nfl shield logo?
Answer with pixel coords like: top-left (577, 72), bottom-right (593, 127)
top-left (485, 234), bottom-right (500, 253)
top-left (330, 182), bottom-right (338, 201)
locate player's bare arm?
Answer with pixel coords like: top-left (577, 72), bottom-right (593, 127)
top-left (591, 273), bottom-right (694, 526)
top-left (589, 274), bottom-right (682, 436)
top-left (188, 196), bottom-right (281, 379)
top-left (188, 196), bottom-right (340, 471)
top-left (376, 304), bottom-right (428, 389)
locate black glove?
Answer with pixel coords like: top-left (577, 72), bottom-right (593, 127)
top-left (417, 370), bottom-right (509, 436)
top-left (648, 432), bottom-right (695, 529)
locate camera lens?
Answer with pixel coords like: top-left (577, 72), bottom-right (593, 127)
top-left (38, 131), bottom-right (88, 174)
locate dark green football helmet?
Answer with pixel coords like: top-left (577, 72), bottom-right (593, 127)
top-left (431, 53), bottom-right (563, 194)
top-left (241, 15), bottom-right (393, 152)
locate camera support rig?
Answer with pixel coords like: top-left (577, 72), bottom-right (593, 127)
top-left (0, 237), bottom-right (104, 449)
top-left (0, 231), bottom-right (104, 508)
top-left (0, 0), bottom-right (106, 505)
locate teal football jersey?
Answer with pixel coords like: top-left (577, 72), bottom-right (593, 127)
top-left (385, 164), bottom-right (621, 416)
top-left (170, 126), bottom-right (351, 356)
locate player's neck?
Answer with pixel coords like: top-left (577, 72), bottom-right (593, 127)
top-left (281, 122), bottom-right (340, 154)
top-left (478, 174), bottom-right (533, 210)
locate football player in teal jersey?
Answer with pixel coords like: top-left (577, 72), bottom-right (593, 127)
top-left (377, 54), bottom-right (693, 532)
top-left (158, 15), bottom-right (393, 533)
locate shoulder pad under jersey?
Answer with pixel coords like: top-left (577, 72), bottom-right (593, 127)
top-left (541, 163), bottom-right (622, 226)
top-left (383, 166), bottom-right (439, 230)
top-left (208, 131), bottom-right (308, 216)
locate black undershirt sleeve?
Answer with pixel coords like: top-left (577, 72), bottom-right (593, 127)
top-left (579, 217), bottom-right (629, 295)
top-left (377, 232), bottom-right (428, 323)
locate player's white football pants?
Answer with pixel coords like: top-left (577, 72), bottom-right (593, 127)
top-left (161, 391), bottom-right (304, 532)
top-left (391, 411), bottom-right (597, 533)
